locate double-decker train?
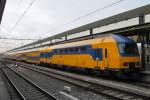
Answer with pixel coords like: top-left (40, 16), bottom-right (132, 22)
top-left (7, 34), bottom-right (142, 78)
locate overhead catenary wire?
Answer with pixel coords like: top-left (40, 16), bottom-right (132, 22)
top-left (44, 0), bottom-right (125, 35)
top-left (9, 0), bottom-right (38, 35)
top-left (0, 0), bottom-right (38, 51)
top-left (9, 0), bottom-right (125, 37)
top-left (5, 0), bottom-right (125, 51)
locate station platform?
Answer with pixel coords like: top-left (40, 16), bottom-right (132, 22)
top-left (145, 63), bottom-right (150, 71)
top-left (0, 71), bottom-right (11, 100)
top-left (141, 64), bottom-right (150, 75)
top-left (143, 71), bottom-right (150, 74)
top-left (143, 71), bottom-right (150, 75)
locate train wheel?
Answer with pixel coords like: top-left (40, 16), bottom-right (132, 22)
top-left (86, 68), bottom-right (92, 74)
top-left (103, 70), bottom-right (110, 77)
top-left (115, 71), bottom-right (127, 80)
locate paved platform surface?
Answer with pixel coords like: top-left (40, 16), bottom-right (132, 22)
top-left (143, 71), bottom-right (150, 74)
top-left (0, 72), bottom-right (11, 100)
top-left (144, 64), bottom-right (150, 73)
top-left (146, 63), bottom-right (150, 68)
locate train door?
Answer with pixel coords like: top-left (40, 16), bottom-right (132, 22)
top-left (46, 52), bottom-right (48, 64)
top-left (45, 47), bottom-right (48, 64)
top-left (94, 48), bottom-right (103, 68)
top-left (47, 52), bottom-right (52, 64)
top-left (103, 48), bottom-right (109, 69)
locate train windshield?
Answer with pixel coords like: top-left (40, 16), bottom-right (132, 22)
top-left (118, 43), bottom-right (139, 56)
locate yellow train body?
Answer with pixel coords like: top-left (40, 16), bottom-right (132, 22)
top-left (11, 35), bottom-right (141, 76)
top-left (16, 51), bottom-right (40, 64)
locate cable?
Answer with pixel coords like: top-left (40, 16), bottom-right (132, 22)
top-left (9, 0), bottom-right (38, 35)
top-left (6, 0), bottom-right (125, 51)
top-left (44, 0), bottom-right (125, 35)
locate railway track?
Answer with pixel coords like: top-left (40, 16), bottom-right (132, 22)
top-left (7, 62), bottom-right (150, 100)
top-left (1, 65), bottom-right (57, 100)
top-left (0, 68), bottom-right (22, 100)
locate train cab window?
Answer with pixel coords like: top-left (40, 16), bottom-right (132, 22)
top-left (105, 49), bottom-right (107, 58)
top-left (118, 43), bottom-right (139, 56)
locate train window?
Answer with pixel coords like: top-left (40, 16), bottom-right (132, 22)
top-left (58, 50), bottom-right (61, 54)
top-left (69, 48), bottom-right (73, 53)
top-left (45, 53), bottom-right (48, 58)
top-left (80, 47), bottom-right (86, 53)
top-left (44, 53), bottom-right (46, 57)
top-left (56, 50), bottom-right (59, 54)
top-left (118, 43), bottom-right (139, 56)
top-left (74, 47), bottom-right (79, 53)
top-left (40, 53), bottom-right (43, 57)
top-left (95, 49), bottom-right (99, 57)
top-left (62, 49), bottom-right (64, 54)
top-left (61, 49), bottom-right (64, 54)
top-left (54, 50), bottom-right (57, 54)
top-left (47, 53), bottom-right (49, 57)
top-left (67, 48), bottom-right (69, 53)
top-left (63, 49), bottom-right (66, 54)
top-left (41, 53), bottom-right (44, 57)
top-left (105, 49), bottom-right (107, 58)
top-left (54, 50), bottom-right (56, 54)
top-left (94, 49), bottom-right (102, 60)
top-left (60, 49), bottom-right (63, 54)
top-left (47, 52), bottom-right (51, 57)
top-left (64, 49), bottom-right (68, 54)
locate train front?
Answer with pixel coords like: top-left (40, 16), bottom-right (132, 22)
top-left (114, 35), bottom-right (142, 78)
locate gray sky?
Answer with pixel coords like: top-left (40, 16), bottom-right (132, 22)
top-left (0, 0), bottom-right (150, 53)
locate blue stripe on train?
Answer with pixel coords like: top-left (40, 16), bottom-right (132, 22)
top-left (40, 45), bottom-right (103, 61)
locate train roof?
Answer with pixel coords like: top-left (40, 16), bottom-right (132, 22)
top-left (47, 34), bottom-right (136, 49)
top-left (47, 34), bottom-right (116, 49)
top-left (113, 35), bottom-right (135, 43)
top-left (10, 34), bottom-right (135, 54)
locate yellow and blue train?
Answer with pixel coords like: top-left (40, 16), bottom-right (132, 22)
top-left (8, 34), bottom-right (142, 78)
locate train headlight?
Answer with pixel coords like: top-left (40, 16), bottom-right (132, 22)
top-left (123, 62), bottom-right (128, 66)
top-left (135, 62), bottom-right (140, 68)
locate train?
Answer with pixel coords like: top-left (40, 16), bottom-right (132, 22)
top-left (7, 34), bottom-right (142, 78)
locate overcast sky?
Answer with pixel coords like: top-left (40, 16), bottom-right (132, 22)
top-left (0, 0), bottom-right (150, 53)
